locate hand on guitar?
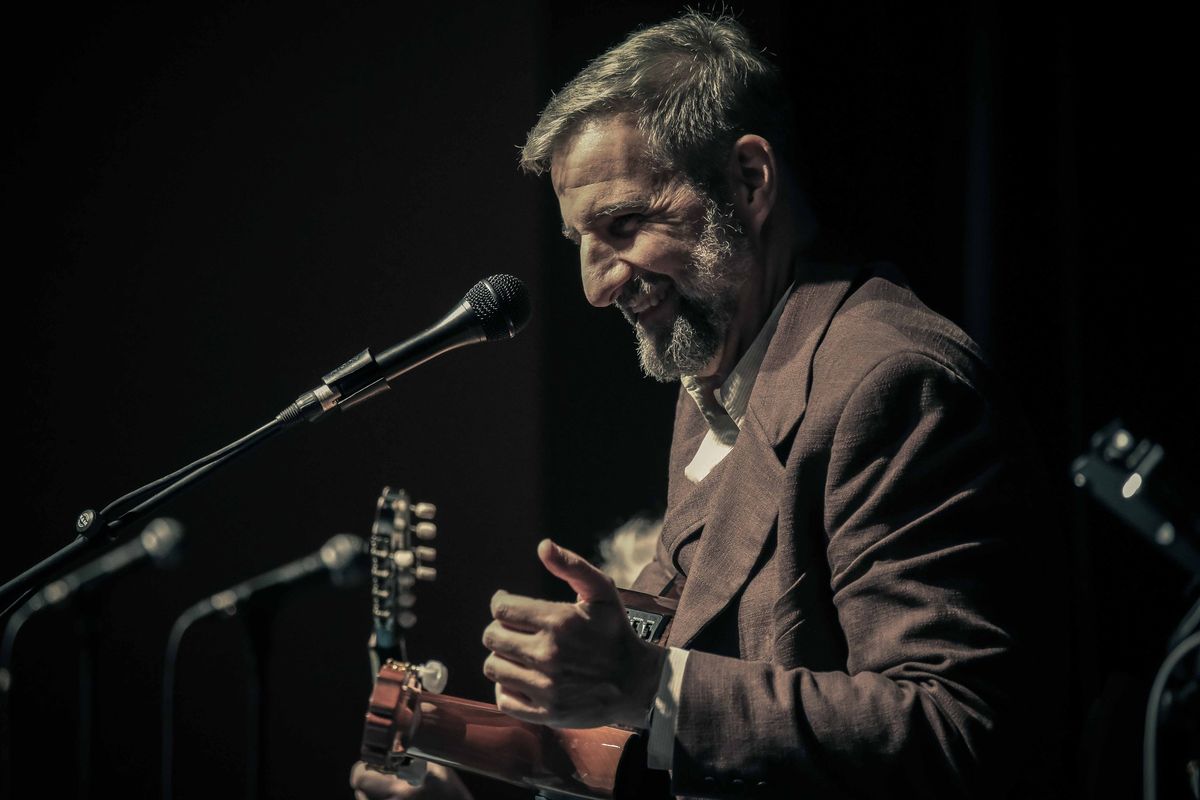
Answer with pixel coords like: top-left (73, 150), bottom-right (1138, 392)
top-left (482, 539), bottom-right (667, 729)
top-left (350, 760), bottom-right (472, 800)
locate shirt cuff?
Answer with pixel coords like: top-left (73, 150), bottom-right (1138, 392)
top-left (646, 646), bottom-right (689, 770)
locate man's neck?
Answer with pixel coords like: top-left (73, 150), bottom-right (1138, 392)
top-left (697, 247), bottom-right (800, 391)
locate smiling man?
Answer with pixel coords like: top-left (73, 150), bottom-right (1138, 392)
top-left (553, 115), bottom-right (764, 383)
top-left (354, 11), bottom-right (1054, 800)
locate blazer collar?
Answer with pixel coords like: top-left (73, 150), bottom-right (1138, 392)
top-left (743, 262), bottom-right (863, 447)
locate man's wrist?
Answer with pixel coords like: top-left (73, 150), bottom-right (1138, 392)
top-left (615, 639), bottom-right (668, 728)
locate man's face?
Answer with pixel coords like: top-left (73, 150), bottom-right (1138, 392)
top-left (551, 116), bottom-right (753, 381)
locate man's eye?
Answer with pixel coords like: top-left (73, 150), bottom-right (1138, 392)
top-left (610, 214), bottom-right (643, 238)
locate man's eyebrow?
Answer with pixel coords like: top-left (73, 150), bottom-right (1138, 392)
top-left (560, 199), bottom-right (649, 241)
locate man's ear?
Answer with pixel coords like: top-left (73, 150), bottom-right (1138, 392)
top-left (727, 134), bottom-right (777, 239)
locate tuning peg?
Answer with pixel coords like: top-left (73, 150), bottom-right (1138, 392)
top-left (415, 566), bottom-right (437, 582)
top-left (398, 592), bottom-right (416, 608)
top-left (414, 522), bottom-right (437, 541)
top-left (398, 610), bottom-right (417, 629)
top-left (414, 502), bottom-right (437, 520)
top-left (392, 551), bottom-right (416, 569)
top-left (416, 660), bottom-right (448, 694)
top-left (415, 546), bottom-right (436, 562)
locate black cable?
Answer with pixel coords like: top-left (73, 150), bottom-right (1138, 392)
top-left (1144, 630), bottom-right (1200, 800)
top-left (1169, 594), bottom-right (1200, 650)
top-left (2, 414), bottom-right (288, 613)
top-left (161, 601), bottom-right (212, 800)
top-left (0, 599), bottom-right (36, 800)
top-left (104, 418), bottom-right (284, 527)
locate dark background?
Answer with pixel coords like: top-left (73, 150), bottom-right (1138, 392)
top-left (3, 2), bottom-right (1195, 798)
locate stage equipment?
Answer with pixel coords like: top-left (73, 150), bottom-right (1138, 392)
top-left (1072, 420), bottom-right (1199, 800)
top-left (161, 533), bottom-right (366, 800)
top-left (0, 275), bottom-right (530, 616)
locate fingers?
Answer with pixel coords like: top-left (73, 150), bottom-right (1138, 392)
top-left (481, 620), bottom-right (546, 666)
top-left (350, 760), bottom-right (414, 798)
top-left (483, 651), bottom-right (553, 698)
top-left (537, 539), bottom-right (619, 604)
top-left (350, 759), bottom-right (472, 800)
top-left (494, 681), bottom-right (548, 722)
top-left (489, 590), bottom-right (562, 631)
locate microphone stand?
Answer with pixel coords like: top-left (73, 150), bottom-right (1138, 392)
top-left (243, 605), bottom-right (276, 800)
top-left (1, 274), bottom-right (528, 614)
top-left (76, 609), bottom-right (101, 800)
top-left (0, 417), bottom-right (289, 617)
top-left (0, 356), bottom-right (367, 615)
top-left (2, 578), bottom-right (122, 800)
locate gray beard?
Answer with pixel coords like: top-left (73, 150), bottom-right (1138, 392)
top-left (620, 198), bottom-right (753, 382)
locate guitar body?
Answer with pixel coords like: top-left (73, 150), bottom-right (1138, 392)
top-left (361, 588), bottom-right (677, 800)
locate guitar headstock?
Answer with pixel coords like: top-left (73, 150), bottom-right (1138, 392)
top-left (369, 487), bottom-right (438, 671)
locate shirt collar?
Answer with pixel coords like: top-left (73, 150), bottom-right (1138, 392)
top-left (681, 283), bottom-right (794, 438)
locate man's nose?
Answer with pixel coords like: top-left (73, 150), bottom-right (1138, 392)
top-left (580, 236), bottom-right (631, 308)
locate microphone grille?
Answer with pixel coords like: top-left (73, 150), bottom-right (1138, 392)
top-left (140, 517), bottom-right (185, 561)
top-left (466, 274), bottom-right (532, 341)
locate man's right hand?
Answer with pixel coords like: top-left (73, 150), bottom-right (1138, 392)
top-left (349, 760), bottom-right (473, 800)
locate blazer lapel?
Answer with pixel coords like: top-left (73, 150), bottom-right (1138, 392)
top-left (662, 263), bottom-right (864, 649)
top-left (668, 428), bottom-right (784, 649)
top-left (658, 385), bottom-right (712, 561)
top-left (746, 263), bottom-right (863, 447)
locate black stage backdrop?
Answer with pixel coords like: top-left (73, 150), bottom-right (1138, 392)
top-left (3, 2), bottom-right (1196, 799)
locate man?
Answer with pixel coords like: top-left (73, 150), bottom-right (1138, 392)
top-left (354, 11), bottom-right (1052, 799)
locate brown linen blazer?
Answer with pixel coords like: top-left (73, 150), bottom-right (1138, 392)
top-left (632, 263), bottom-right (1056, 799)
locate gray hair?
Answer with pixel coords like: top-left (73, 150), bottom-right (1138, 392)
top-left (519, 11), bottom-right (793, 194)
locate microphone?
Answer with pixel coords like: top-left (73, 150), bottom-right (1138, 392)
top-left (1, 518), bottom-right (183, 693)
top-left (29, 517), bottom-right (184, 611)
top-left (285, 274), bottom-right (532, 423)
top-left (159, 534), bottom-right (366, 800)
top-left (198, 534), bottom-right (366, 618)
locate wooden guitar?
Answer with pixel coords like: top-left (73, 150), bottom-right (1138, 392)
top-left (359, 489), bottom-right (674, 798)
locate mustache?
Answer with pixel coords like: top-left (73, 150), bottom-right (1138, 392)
top-left (615, 274), bottom-right (676, 320)
top-left (616, 274), bottom-right (668, 305)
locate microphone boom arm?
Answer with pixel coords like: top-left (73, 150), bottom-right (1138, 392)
top-left (0, 275), bottom-right (529, 613)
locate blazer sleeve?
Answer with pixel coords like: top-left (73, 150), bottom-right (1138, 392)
top-left (669, 351), bottom-right (1033, 799)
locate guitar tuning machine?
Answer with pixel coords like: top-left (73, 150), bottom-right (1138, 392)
top-left (415, 566), bottom-right (437, 582)
top-left (414, 522), bottom-right (437, 541)
top-left (413, 502), bottom-right (437, 520)
top-left (391, 548), bottom-right (436, 569)
top-left (415, 660), bottom-right (448, 694)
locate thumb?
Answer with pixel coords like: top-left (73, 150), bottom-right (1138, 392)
top-left (538, 539), bottom-right (619, 605)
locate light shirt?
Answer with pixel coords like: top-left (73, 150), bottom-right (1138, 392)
top-left (646, 284), bottom-right (794, 770)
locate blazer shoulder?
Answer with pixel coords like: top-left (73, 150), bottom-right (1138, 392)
top-left (816, 264), bottom-right (991, 392)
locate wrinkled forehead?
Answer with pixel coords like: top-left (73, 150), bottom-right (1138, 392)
top-left (550, 115), bottom-right (665, 197)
